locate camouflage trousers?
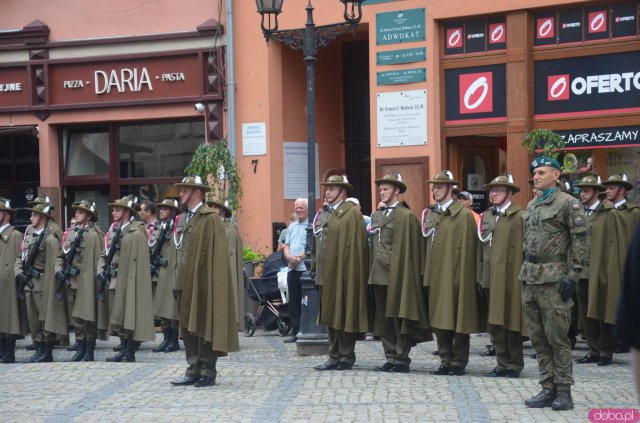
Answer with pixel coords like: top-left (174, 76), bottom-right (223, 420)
top-left (522, 282), bottom-right (574, 389)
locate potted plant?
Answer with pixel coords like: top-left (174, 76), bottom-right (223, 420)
top-left (243, 245), bottom-right (265, 278)
top-left (184, 138), bottom-right (242, 213)
top-left (522, 129), bottom-right (566, 160)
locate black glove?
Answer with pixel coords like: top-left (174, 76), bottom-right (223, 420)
top-left (16, 271), bottom-right (29, 286)
top-left (55, 270), bottom-right (66, 285)
top-left (558, 277), bottom-right (576, 302)
top-left (97, 272), bottom-right (107, 285)
top-left (476, 282), bottom-right (485, 299)
top-left (173, 289), bottom-right (178, 301)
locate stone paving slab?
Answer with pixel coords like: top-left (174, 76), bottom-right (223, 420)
top-left (0, 331), bottom-right (637, 422)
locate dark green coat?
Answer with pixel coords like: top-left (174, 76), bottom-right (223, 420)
top-left (178, 207), bottom-right (239, 354)
top-left (224, 220), bottom-right (245, 331)
top-left (107, 220), bottom-right (155, 342)
top-left (56, 224), bottom-right (104, 324)
top-left (320, 201), bottom-right (370, 333)
top-left (423, 202), bottom-right (479, 334)
top-left (368, 203), bottom-right (430, 341)
top-left (587, 203), bottom-right (629, 324)
top-left (482, 204), bottom-right (527, 335)
top-left (0, 225), bottom-right (27, 336)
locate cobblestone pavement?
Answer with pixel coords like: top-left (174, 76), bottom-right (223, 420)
top-left (0, 330), bottom-right (637, 422)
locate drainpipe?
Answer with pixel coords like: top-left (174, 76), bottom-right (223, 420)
top-left (226, 0), bottom-right (237, 159)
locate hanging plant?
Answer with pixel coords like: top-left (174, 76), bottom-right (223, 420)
top-left (522, 129), bottom-right (566, 159)
top-left (184, 139), bottom-right (242, 213)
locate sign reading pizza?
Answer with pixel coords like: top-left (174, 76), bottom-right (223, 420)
top-left (444, 64), bottom-right (506, 124)
top-left (534, 51), bottom-right (640, 118)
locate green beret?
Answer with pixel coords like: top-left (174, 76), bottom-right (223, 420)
top-left (529, 157), bottom-right (561, 174)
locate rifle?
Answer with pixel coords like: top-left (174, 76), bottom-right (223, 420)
top-left (16, 226), bottom-right (48, 301)
top-left (150, 220), bottom-right (172, 276)
top-left (97, 226), bottom-right (122, 302)
top-left (54, 226), bottom-right (86, 301)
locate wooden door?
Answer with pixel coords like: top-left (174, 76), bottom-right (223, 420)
top-left (375, 157), bottom-right (429, 218)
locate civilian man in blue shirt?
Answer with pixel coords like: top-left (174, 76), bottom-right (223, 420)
top-left (283, 198), bottom-right (309, 343)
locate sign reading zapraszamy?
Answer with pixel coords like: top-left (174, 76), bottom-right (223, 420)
top-left (557, 126), bottom-right (640, 150)
top-left (535, 51), bottom-right (640, 118)
top-left (376, 8), bottom-right (426, 45)
top-left (376, 90), bottom-right (427, 147)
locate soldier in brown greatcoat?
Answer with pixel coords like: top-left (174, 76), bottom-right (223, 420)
top-left (149, 199), bottom-right (181, 353)
top-left (55, 199), bottom-right (104, 362)
top-left (209, 198), bottom-right (245, 332)
top-left (0, 198), bottom-right (26, 363)
top-left (313, 175), bottom-right (370, 371)
top-left (423, 170), bottom-right (479, 376)
top-left (369, 173), bottom-right (430, 373)
top-left (98, 195), bottom-right (155, 362)
top-left (170, 176), bottom-right (239, 388)
top-left (477, 175), bottom-right (526, 378)
top-left (15, 202), bottom-right (66, 362)
top-left (573, 176), bottom-right (628, 366)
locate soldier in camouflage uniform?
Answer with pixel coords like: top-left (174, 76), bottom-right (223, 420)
top-left (520, 157), bottom-right (589, 411)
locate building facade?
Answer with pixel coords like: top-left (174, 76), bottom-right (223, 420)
top-left (1, 0), bottom-right (639, 252)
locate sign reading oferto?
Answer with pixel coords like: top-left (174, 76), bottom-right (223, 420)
top-left (377, 68), bottom-right (426, 86)
top-left (377, 48), bottom-right (426, 65)
top-left (376, 8), bottom-right (426, 45)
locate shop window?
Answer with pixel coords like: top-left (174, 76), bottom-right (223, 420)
top-left (119, 121), bottom-right (202, 179)
top-left (64, 129), bottom-right (110, 176)
top-left (119, 183), bottom-right (178, 204)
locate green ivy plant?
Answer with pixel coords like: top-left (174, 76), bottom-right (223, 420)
top-left (522, 129), bottom-right (566, 159)
top-left (184, 139), bottom-right (242, 213)
top-left (242, 246), bottom-right (265, 262)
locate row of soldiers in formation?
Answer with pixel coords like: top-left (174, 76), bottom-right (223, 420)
top-left (0, 177), bottom-right (241, 389)
top-left (309, 160), bottom-right (637, 411)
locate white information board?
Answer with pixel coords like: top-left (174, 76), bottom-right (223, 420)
top-left (242, 122), bottom-right (267, 156)
top-left (376, 90), bottom-right (427, 147)
top-left (283, 142), bottom-right (320, 200)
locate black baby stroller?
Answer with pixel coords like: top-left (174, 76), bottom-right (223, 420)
top-left (243, 252), bottom-right (291, 337)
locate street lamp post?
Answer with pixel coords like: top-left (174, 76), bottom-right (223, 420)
top-left (256, 0), bottom-right (363, 355)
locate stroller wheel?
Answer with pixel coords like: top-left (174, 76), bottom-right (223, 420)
top-left (243, 313), bottom-right (256, 337)
top-left (277, 319), bottom-right (290, 337)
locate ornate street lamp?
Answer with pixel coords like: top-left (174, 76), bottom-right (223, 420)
top-left (256, 0), bottom-right (364, 355)
top-left (255, 0), bottom-right (284, 33)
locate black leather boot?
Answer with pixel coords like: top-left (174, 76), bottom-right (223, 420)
top-left (1, 338), bottom-right (16, 363)
top-left (113, 337), bottom-right (125, 352)
top-left (0, 338), bottom-right (5, 358)
top-left (106, 338), bottom-right (128, 362)
top-left (551, 390), bottom-right (574, 411)
top-left (28, 341), bottom-right (44, 363)
top-left (524, 388), bottom-right (556, 408)
top-left (83, 340), bottom-right (96, 362)
top-left (70, 340), bottom-right (86, 362)
top-left (164, 328), bottom-right (180, 352)
top-left (153, 329), bottom-right (170, 353)
top-left (125, 338), bottom-right (136, 362)
top-left (67, 342), bottom-right (78, 352)
top-left (34, 341), bottom-right (54, 363)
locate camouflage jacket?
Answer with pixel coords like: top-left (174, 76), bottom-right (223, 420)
top-left (519, 189), bottom-right (589, 284)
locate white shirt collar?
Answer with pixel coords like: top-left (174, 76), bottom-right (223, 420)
top-left (587, 200), bottom-right (601, 211)
top-left (190, 202), bottom-right (203, 214)
top-left (0, 223), bottom-right (10, 234)
top-left (615, 199), bottom-right (627, 208)
top-left (330, 200), bottom-right (343, 210)
top-left (386, 201), bottom-right (399, 208)
top-left (439, 198), bottom-right (454, 211)
top-left (497, 201), bottom-right (512, 214)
